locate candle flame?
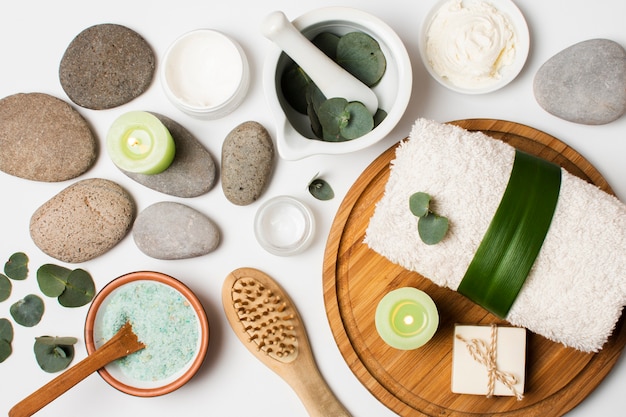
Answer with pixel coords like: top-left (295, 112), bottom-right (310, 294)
top-left (403, 315), bottom-right (414, 326)
top-left (128, 136), bottom-right (149, 154)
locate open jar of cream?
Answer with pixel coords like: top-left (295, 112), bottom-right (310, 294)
top-left (161, 29), bottom-right (250, 119)
top-left (254, 195), bottom-right (315, 256)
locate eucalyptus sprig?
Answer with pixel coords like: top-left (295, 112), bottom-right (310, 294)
top-left (409, 192), bottom-right (449, 245)
top-left (37, 264), bottom-right (95, 308)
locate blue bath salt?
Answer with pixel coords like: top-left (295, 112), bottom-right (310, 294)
top-left (100, 281), bottom-right (199, 381)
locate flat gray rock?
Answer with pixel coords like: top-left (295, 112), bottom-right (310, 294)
top-left (59, 23), bottom-right (155, 110)
top-left (534, 39), bottom-right (626, 125)
top-left (0, 92), bottom-right (97, 182)
top-left (122, 113), bottom-right (217, 197)
top-left (133, 201), bottom-right (220, 260)
top-left (30, 178), bottom-right (135, 263)
top-left (221, 121), bottom-right (274, 205)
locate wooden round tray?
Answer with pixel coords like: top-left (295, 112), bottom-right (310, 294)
top-left (322, 119), bottom-right (626, 416)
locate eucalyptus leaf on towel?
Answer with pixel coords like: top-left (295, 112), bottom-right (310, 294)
top-left (409, 192), bottom-right (449, 245)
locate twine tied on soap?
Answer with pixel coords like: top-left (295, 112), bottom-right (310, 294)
top-left (455, 324), bottom-right (524, 401)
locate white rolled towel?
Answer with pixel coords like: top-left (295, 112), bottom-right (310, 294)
top-left (365, 118), bottom-right (626, 352)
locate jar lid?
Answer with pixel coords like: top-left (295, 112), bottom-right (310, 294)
top-left (161, 29), bottom-right (250, 119)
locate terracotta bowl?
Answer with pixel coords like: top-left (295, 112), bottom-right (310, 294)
top-left (84, 271), bottom-right (209, 397)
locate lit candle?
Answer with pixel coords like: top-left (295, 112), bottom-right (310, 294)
top-left (375, 287), bottom-right (439, 350)
top-left (106, 111), bottom-right (175, 174)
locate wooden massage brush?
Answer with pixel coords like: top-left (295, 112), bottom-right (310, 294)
top-left (222, 267), bottom-right (351, 417)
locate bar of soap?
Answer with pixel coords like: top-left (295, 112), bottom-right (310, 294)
top-left (451, 325), bottom-right (526, 397)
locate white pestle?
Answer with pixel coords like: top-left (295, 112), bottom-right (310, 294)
top-left (261, 11), bottom-right (379, 115)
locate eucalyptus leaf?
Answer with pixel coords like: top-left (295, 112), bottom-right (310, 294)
top-left (312, 32), bottom-right (340, 58)
top-left (306, 83), bottom-right (326, 139)
top-left (336, 32), bottom-right (386, 87)
top-left (58, 268), bottom-right (95, 308)
top-left (4, 252), bottom-right (28, 281)
top-left (409, 192), bottom-right (431, 217)
top-left (10, 294), bottom-right (44, 327)
top-left (34, 337), bottom-right (76, 372)
top-left (341, 102), bottom-right (374, 139)
top-left (37, 264), bottom-right (72, 297)
top-left (0, 318), bottom-right (13, 343)
top-left (36, 336), bottom-right (78, 346)
top-left (317, 98), bottom-right (374, 142)
top-left (0, 339), bottom-right (11, 363)
top-left (418, 212), bottom-right (449, 245)
top-left (309, 178), bottom-right (335, 201)
top-left (374, 109), bottom-right (388, 128)
top-left (318, 97), bottom-right (348, 138)
top-left (281, 62), bottom-right (312, 114)
top-left (0, 274), bottom-right (11, 302)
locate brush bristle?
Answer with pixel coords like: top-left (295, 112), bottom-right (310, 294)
top-left (231, 277), bottom-right (298, 362)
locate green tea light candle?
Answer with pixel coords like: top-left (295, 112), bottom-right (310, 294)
top-left (375, 287), bottom-right (439, 350)
top-left (106, 111), bottom-right (175, 174)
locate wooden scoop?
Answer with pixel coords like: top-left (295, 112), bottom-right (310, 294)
top-left (9, 321), bottom-right (145, 417)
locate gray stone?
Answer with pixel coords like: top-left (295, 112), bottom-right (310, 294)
top-left (534, 39), bottom-right (626, 125)
top-left (132, 201), bottom-right (220, 260)
top-left (30, 178), bottom-right (135, 263)
top-left (0, 92), bottom-right (97, 182)
top-left (221, 121), bottom-right (274, 205)
top-left (59, 24), bottom-right (155, 110)
top-left (122, 113), bottom-right (217, 197)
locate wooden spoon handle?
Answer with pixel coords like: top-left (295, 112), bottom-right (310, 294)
top-left (9, 323), bottom-right (143, 417)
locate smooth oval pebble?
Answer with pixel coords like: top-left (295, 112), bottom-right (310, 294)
top-left (133, 201), bottom-right (220, 260)
top-left (121, 113), bottom-right (217, 197)
top-left (0, 92), bottom-right (97, 182)
top-left (30, 178), bottom-right (135, 263)
top-left (59, 23), bottom-right (155, 110)
top-left (534, 39), bottom-right (626, 125)
top-left (221, 121), bottom-right (274, 205)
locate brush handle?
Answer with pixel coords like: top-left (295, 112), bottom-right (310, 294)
top-left (288, 352), bottom-right (352, 417)
top-left (9, 323), bottom-right (143, 417)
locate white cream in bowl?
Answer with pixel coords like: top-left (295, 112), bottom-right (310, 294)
top-left (420, 0), bottom-right (529, 94)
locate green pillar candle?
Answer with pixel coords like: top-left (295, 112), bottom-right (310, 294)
top-left (375, 287), bottom-right (439, 350)
top-left (106, 111), bottom-right (175, 174)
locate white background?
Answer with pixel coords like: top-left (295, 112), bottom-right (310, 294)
top-left (1, 1), bottom-right (625, 416)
